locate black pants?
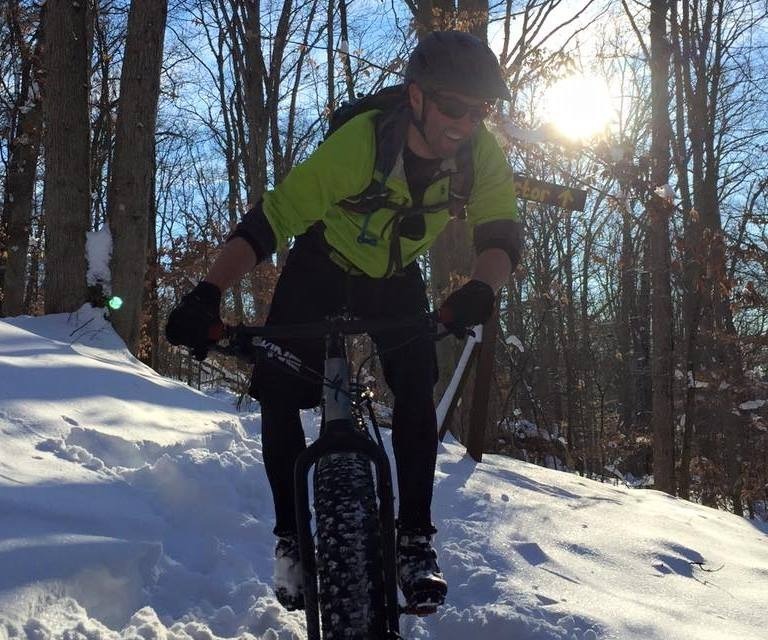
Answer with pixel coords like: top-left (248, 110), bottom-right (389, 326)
top-left (251, 232), bottom-right (438, 535)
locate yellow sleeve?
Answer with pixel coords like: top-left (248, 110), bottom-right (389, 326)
top-left (467, 126), bottom-right (518, 227)
top-left (261, 113), bottom-right (377, 249)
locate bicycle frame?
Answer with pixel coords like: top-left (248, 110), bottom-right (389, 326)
top-left (212, 314), bottom-right (439, 639)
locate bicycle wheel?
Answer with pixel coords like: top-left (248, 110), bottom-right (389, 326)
top-left (314, 451), bottom-right (387, 639)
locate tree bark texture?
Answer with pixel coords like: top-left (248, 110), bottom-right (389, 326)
top-left (109, 0), bottom-right (168, 352)
top-left (241, 0), bottom-right (268, 203)
top-left (2, 28), bottom-right (42, 316)
top-left (648, 0), bottom-right (675, 494)
top-left (467, 304), bottom-right (500, 461)
top-left (617, 208), bottom-right (636, 431)
top-left (41, 0), bottom-right (90, 313)
top-left (213, 1), bottom-right (245, 320)
top-left (636, 236), bottom-right (652, 430)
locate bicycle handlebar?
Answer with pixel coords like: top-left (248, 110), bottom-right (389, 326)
top-left (226, 313), bottom-right (440, 340)
top-left (208, 312), bottom-right (462, 362)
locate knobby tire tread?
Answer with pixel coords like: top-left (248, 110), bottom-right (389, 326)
top-left (314, 452), bottom-right (387, 639)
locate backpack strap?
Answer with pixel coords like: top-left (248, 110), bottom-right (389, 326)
top-left (331, 96), bottom-right (477, 275)
top-left (339, 103), bottom-right (411, 215)
top-left (448, 142), bottom-right (474, 220)
top-left (341, 105), bottom-right (475, 221)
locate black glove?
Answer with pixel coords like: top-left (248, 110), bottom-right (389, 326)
top-left (165, 281), bottom-right (223, 360)
top-left (438, 280), bottom-right (495, 337)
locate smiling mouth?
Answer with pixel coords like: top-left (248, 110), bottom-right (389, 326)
top-left (444, 131), bottom-right (463, 142)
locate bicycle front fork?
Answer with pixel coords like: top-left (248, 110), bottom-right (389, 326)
top-left (293, 330), bottom-right (401, 639)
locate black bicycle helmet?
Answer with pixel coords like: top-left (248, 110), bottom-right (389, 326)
top-left (404, 30), bottom-right (511, 101)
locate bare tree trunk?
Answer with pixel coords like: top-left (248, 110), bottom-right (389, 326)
top-left (617, 207), bottom-right (636, 431)
top-left (537, 300), bottom-right (560, 428)
top-left (41, 0), bottom-right (90, 313)
top-left (326, 0), bottom-right (335, 113)
top-left (282, 0), bottom-right (320, 170)
top-left (2, 11), bottom-right (42, 316)
top-left (268, 0), bottom-right (292, 181)
top-left (2, 100), bottom-right (42, 316)
top-left (109, 0), bottom-right (168, 352)
top-left (240, 0), bottom-right (268, 203)
top-left (90, 4), bottom-right (118, 229)
top-left (338, 0), bottom-right (355, 102)
top-left (146, 242), bottom-right (160, 369)
top-left (562, 217), bottom-right (581, 468)
top-left (142, 153), bottom-right (160, 368)
top-left (675, 0), bottom-right (707, 497)
top-left (213, 0), bottom-right (245, 320)
top-left (635, 235), bottom-right (652, 431)
top-left (467, 303), bottom-right (499, 461)
top-left (238, 0), bottom-right (295, 318)
top-left (24, 231), bottom-right (42, 314)
top-left (580, 220), bottom-right (599, 473)
top-left (648, 0), bottom-right (675, 494)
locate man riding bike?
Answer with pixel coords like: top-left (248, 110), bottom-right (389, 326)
top-left (166, 30), bottom-right (522, 613)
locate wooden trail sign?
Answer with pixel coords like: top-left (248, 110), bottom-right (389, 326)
top-left (512, 173), bottom-right (588, 211)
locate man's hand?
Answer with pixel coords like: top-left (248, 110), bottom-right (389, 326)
top-left (165, 281), bottom-right (224, 360)
top-left (438, 279), bottom-right (495, 336)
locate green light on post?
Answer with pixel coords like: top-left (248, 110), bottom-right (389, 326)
top-left (108, 296), bottom-right (123, 311)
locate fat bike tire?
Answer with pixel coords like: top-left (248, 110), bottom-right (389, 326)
top-left (314, 452), bottom-right (387, 639)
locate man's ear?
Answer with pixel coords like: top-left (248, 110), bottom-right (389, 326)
top-left (408, 83), bottom-right (424, 119)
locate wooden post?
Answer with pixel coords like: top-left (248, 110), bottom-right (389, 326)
top-left (466, 305), bottom-right (499, 462)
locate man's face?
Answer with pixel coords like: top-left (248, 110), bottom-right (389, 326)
top-left (408, 83), bottom-right (493, 159)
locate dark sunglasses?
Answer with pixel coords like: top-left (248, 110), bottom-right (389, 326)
top-left (425, 91), bottom-right (494, 122)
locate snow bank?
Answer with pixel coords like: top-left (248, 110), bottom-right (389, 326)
top-left (1, 309), bottom-right (767, 639)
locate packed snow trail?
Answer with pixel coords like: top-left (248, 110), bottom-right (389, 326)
top-left (1, 307), bottom-right (767, 639)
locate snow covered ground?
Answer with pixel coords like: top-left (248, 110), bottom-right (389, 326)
top-left (1, 306), bottom-right (767, 639)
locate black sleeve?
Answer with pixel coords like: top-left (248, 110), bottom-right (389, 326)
top-left (473, 219), bottom-right (524, 270)
top-left (226, 200), bottom-right (277, 263)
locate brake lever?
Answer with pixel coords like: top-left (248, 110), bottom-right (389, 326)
top-left (432, 318), bottom-right (476, 341)
top-left (209, 323), bottom-right (266, 363)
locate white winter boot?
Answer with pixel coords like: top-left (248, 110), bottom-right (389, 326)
top-left (273, 533), bottom-right (304, 611)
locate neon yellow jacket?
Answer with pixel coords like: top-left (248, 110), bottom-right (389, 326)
top-left (262, 110), bottom-right (517, 278)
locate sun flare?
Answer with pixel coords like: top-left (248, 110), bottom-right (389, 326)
top-left (542, 74), bottom-right (614, 141)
